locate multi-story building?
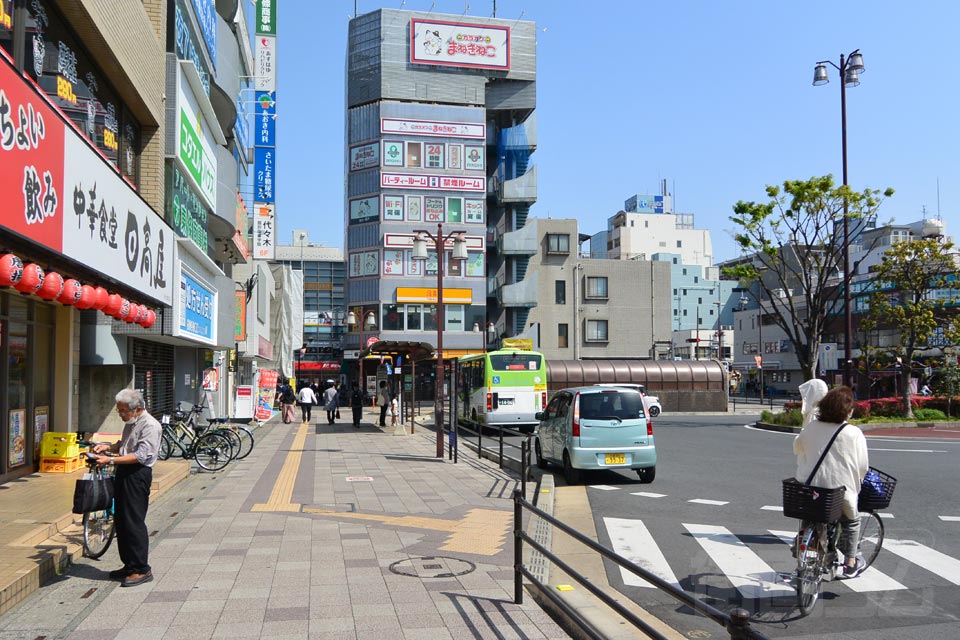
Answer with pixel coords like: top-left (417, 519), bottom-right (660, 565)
top-left (344, 9), bottom-right (536, 394)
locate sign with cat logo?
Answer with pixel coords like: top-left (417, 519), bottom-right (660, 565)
top-left (410, 19), bottom-right (510, 70)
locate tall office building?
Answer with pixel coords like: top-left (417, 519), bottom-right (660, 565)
top-left (344, 9), bottom-right (537, 393)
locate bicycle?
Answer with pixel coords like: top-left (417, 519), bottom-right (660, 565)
top-left (204, 417), bottom-right (255, 460)
top-left (76, 445), bottom-right (116, 559)
top-left (157, 410), bottom-right (233, 471)
top-left (167, 402), bottom-right (242, 461)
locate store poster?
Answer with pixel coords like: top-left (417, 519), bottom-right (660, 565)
top-left (383, 194), bottom-right (404, 221)
top-left (406, 251), bottom-right (423, 276)
top-left (255, 369), bottom-right (279, 421)
top-left (383, 250), bottom-right (405, 275)
top-left (425, 142), bottom-right (444, 169)
top-left (9, 409), bottom-right (26, 467)
top-left (446, 197), bottom-right (462, 223)
top-left (447, 144), bottom-right (462, 169)
top-left (466, 252), bottom-right (485, 277)
top-left (382, 141), bottom-right (404, 167)
top-left (464, 198), bottom-right (484, 223)
top-left (406, 195), bottom-right (422, 221)
top-left (34, 406), bottom-right (49, 447)
top-left (425, 197), bottom-right (444, 223)
top-left (464, 145), bottom-right (484, 171)
top-left (350, 250), bottom-right (380, 277)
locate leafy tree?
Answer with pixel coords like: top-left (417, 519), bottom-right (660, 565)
top-left (862, 238), bottom-right (960, 418)
top-left (724, 175), bottom-right (893, 381)
top-left (932, 350), bottom-right (960, 417)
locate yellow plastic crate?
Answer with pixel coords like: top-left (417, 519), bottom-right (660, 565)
top-left (40, 440), bottom-right (79, 459)
top-left (39, 455), bottom-right (83, 473)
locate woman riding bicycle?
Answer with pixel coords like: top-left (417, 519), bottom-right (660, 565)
top-left (793, 384), bottom-right (869, 578)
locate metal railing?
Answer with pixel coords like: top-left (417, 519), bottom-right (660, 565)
top-left (452, 416), bottom-right (533, 497)
top-left (512, 489), bottom-right (770, 640)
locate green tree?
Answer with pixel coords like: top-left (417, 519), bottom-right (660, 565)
top-left (932, 351), bottom-right (960, 417)
top-left (863, 238), bottom-right (960, 418)
top-left (724, 175), bottom-right (893, 381)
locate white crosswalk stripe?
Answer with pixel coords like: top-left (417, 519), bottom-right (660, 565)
top-left (630, 491), bottom-right (667, 498)
top-left (588, 485), bottom-right (620, 491)
top-left (939, 516), bottom-right (960, 522)
top-left (882, 537), bottom-right (960, 585)
top-left (684, 523), bottom-right (794, 599)
top-left (604, 517), bottom-right (681, 589)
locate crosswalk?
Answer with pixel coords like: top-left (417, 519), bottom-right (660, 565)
top-left (601, 516), bottom-right (960, 600)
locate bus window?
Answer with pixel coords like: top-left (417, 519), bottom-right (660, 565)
top-left (490, 354), bottom-right (542, 371)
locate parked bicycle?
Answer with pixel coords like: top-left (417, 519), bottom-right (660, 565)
top-left (203, 416), bottom-right (255, 460)
top-left (157, 408), bottom-right (233, 471)
top-left (76, 443), bottom-right (116, 559)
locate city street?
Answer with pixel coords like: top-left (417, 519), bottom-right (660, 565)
top-left (551, 414), bottom-right (960, 639)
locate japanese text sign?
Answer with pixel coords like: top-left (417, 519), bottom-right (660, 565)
top-left (410, 19), bottom-right (510, 70)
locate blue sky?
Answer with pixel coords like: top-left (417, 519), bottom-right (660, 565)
top-left (272, 1), bottom-right (959, 263)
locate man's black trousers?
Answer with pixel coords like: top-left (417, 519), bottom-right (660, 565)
top-left (379, 404), bottom-right (388, 426)
top-left (114, 463), bottom-right (153, 574)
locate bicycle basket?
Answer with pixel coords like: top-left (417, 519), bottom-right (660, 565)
top-left (858, 466), bottom-right (897, 511)
top-left (782, 478), bottom-right (845, 523)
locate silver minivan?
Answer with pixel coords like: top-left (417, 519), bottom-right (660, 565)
top-left (534, 386), bottom-right (656, 484)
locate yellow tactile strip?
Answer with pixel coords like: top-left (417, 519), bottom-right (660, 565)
top-left (302, 507), bottom-right (512, 556)
top-left (251, 420), bottom-right (308, 513)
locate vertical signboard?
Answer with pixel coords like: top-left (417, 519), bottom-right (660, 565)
top-left (252, 203), bottom-right (275, 259)
top-left (254, 5), bottom-right (277, 261)
top-left (256, 0), bottom-right (277, 35)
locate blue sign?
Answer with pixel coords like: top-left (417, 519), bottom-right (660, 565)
top-left (179, 271), bottom-right (215, 342)
top-left (492, 375), bottom-right (500, 385)
top-left (235, 99), bottom-right (250, 152)
top-left (174, 1), bottom-right (211, 95)
top-left (190, 0), bottom-right (217, 69)
top-left (385, 362), bottom-right (393, 376)
top-left (625, 194), bottom-right (665, 214)
top-left (254, 146), bottom-right (275, 202)
top-left (255, 91), bottom-right (276, 147)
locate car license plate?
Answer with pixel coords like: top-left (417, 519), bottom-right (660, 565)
top-left (605, 453), bottom-right (626, 465)
top-left (499, 398), bottom-right (514, 406)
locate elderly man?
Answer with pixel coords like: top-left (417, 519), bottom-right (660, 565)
top-left (92, 389), bottom-right (162, 587)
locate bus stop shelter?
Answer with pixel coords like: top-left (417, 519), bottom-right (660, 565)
top-left (360, 340), bottom-right (435, 432)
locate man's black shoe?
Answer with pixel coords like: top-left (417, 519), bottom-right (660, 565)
top-left (121, 571), bottom-right (153, 587)
top-left (109, 568), bottom-right (133, 581)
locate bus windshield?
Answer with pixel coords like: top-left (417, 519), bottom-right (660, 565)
top-left (489, 354), bottom-right (542, 371)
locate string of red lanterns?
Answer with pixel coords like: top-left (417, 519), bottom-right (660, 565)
top-left (0, 252), bottom-right (157, 328)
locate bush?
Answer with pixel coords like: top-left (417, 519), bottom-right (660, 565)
top-left (914, 408), bottom-right (947, 421)
top-left (760, 408), bottom-right (803, 427)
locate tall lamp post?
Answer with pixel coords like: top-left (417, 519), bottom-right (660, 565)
top-left (813, 49), bottom-right (865, 389)
top-left (346, 308), bottom-right (377, 397)
top-left (296, 343), bottom-right (306, 387)
top-left (412, 224), bottom-right (468, 458)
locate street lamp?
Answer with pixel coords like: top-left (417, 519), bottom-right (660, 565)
top-left (412, 223), bottom-right (468, 458)
top-left (487, 322), bottom-right (497, 349)
top-left (296, 343), bottom-right (306, 387)
top-left (813, 48), bottom-right (865, 389)
top-left (346, 308), bottom-right (377, 397)
top-left (714, 300), bottom-right (723, 362)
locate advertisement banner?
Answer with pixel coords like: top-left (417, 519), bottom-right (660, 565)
top-left (410, 19), bottom-right (510, 70)
top-left (255, 35), bottom-right (276, 92)
top-left (8, 409), bottom-right (26, 467)
top-left (349, 250), bottom-right (380, 277)
top-left (383, 194), bottom-right (403, 221)
top-left (464, 198), bottom-right (484, 223)
top-left (252, 203), bottom-right (275, 259)
top-left (190, 0), bottom-right (218, 68)
top-left (232, 192), bottom-right (249, 260)
top-left (256, 369), bottom-right (279, 421)
top-left (176, 70), bottom-right (217, 208)
top-left (381, 172), bottom-right (485, 192)
top-left (254, 146), bottom-right (275, 202)
top-left (174, 0), bottom-right (211, 95)
top-left (349, 142), bottom-right (379, 171)
top-left (464, 145), bottom-right (485, 170)
top-left (255, 0), bottom-right (277, 35)
top-left (382, 140), bottom-right (404, 167)
top-left (255, 91), bottom-right (276, 147)
top-left (235, 290), bottom-right (247, 340)
top-left (235, 385), bottom-right (254, 419)
top-left (167, 163), bottom-right (209, 251)
top-left (381, 117), bottom-right (485, 139)
top-left (349, 196), bottom-right (379, 225)
top-left (177, 265), bottom-right (216, 344)
top-left (235, 97), bottom-right (250, 149)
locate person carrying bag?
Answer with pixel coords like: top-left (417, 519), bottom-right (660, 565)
top-left (73, 467), bottom-right (114, 514)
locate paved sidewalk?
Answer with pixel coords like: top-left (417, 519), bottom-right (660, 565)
top-left (1, 409), bottom-right (567, 639)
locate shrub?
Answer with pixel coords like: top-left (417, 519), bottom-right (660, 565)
top-left (914, 408), bottom-right (947, 421)
top-left (760, 408), bottom-right (803, 427)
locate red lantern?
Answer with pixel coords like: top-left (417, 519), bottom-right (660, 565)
top-left (104, 293), bottom-right (123, 316)
top-left (15, 264), bottom-right (44, 295)
top-left (138, 307), bottom-right (151, 327)
top-left (92, 286), bottom-right (109, 310)
top-left (141, 309), bottom-right (157, 328)
top-left (37, 272), bottom-right (64, 300)
top-left (0, 254), bottom-right (23, 287)
top-left (75, 284), bottom-right (96, 309)
top-left (132, 305), bottom-right (146, 324)
top-left (126, 303), bottom-right (140, 323)
top-left (58, 279), bottom-right (83, 305)
top-left (114, 298), bottom-right (130, 319)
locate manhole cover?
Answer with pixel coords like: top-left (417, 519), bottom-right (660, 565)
top-left (389, 556), bottom-right (476, 578)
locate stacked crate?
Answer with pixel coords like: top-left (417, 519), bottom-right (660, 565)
top-left (39, 432), bottom-right (85, 473)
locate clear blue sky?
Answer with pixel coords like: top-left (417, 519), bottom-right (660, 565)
top-left (273, 1), bottom-right (959, 263)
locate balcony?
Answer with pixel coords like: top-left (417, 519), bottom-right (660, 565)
top-left (499, 113), bottom-right (537, 152)
top-left (498, 224), bottom-right (538, 256)
top-left (498, 272), bottom-right (538, 308)
top-left (497, 165), bottom-right (538, 204)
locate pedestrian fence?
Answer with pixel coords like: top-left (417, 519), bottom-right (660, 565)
top-left (452, 415), bottom-right (533, 497)
top-left (511, 488), bottom-right (770, 640)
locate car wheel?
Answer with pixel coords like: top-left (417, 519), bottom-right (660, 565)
top-left (562, 451), bottom-right (581, 485)
top-left (637, 466), bottom-right (656, 483)
top-left (649, 406), bottom-right (660, 417)
top-left (535, 438), bottom-right (547, 469)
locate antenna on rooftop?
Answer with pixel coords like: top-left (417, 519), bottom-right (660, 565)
top-left (492, 0), bottom-right (496, 17)
top-left (937, 177), bottom-right (942, 220)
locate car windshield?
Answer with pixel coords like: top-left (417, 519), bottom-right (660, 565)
top-left (579, 391), bottom-right (645, 420)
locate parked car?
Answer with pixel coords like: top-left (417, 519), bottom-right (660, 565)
top-left (534, 386), bottom-right (656, 484)
top-left (596, 383), bottom-right (662, 417)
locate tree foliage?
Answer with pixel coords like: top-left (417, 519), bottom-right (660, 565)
top-left (932, 350), bottom-right (960, 417)
top-left (863, 238), bottom-right (960, 417)
top-left (723, 175), bottom-right (893, 381)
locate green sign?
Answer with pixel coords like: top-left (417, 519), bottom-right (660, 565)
top-left (178, 108), bottom-right (216, 208)
top-left (255, 0), bottom-right (276, 35)
top-left (166, 163), bottom-right (209, 251)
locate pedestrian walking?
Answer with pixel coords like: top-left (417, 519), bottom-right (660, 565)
top-left (298, 383), bottom-right (318, 423)
top-left (323, 383), bottom-right (339, 425)
top-left (351, 386), bottom-right (363, 428)
top-left (91, 388), bottom-right (162, 587)
top-left (278, 383), bottom-right (296, 424)
top-left (376, 380), bottom-right (390, 427)
top-left (390, 394), bottom-right (399, 428)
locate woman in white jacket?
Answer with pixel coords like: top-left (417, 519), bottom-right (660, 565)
top-left (793, 385), bottom-right (869, 578)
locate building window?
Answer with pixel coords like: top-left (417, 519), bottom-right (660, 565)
top-left (558, 323), bottom-right (568, 348)
top-left (585, 276), bottom-right (608, 299)
top-left (682, 268), bottom-right (687, 276)
top-left (683, 310), bottom-right (687, 317)
top-left (586, 319), bottom-right (608, 342)
top-left (555, 280), bottom-right (566, 304)
top-left (677, 240), bottom-right (682, 248)
top-left (673, 288), bottom-right (677, 295)
top-left (672, 257), bottom-right (677, 264)
top-left (673, 309), bottom-right (678, 316)
top-left (694, 276), bottom-right (699, 283)
top-left (547, 234), bottom-right (570, 254)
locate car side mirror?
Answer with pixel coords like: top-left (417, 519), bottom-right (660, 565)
top-left (535, 411), bottom-right (545, 421)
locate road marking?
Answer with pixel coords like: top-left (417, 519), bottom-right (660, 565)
top-left (882, 538), bottom-right (960, 585)
top-left (684, 524), bottom-right (794, 599)
top-left (604, 517), bottom-right (681, 589)
top-left (251, 421), bottom-right (309, 513)
top-left (630, 491), bottom-right (667, 498)
top-left (868, 448), bottom-right (947, 453)
top-left (939, 516), bottom-right (960, 522)
top-left (878, 512), bottom-right (895, 519)
top-left (589, 485), bottom-right (621, 491)
top-left (688, 499), bottom-right (729, 506)
top-left (769, 530), bottom-right (907, 592)
top-left (761, 505), bottom-right (783, 512)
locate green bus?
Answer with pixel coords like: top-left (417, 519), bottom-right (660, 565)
top-left (457, 348), bottom-right (548, 432)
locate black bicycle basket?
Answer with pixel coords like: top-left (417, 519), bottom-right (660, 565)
top-left (858, 466), bottom-right (897, 511)
top-left (782, 478), bottom-right (845, 523)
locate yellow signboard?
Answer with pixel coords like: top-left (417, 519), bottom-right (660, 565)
top-left (396, 287), bottom-right (472, 304)
top-left (502, 337), bottom-right (533, 350)
top-left (442, 349), bottom-right (484, 358)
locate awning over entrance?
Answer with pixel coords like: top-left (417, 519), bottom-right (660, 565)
top-left (360, 340), bottom-right (435, 361)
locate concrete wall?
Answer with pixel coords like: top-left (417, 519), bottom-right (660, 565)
top-left (78, 365), bottom-right (134, 435)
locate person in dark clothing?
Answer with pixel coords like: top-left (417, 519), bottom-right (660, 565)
top-left (377, 380), bottom-right (390, 427)
top-left (92, 388), bottom-right (162, 587)
top-left (351, 386), bottom-right (364, 428)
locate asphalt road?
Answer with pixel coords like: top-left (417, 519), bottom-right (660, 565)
top-left (561, 414), bottom-right (960, 639)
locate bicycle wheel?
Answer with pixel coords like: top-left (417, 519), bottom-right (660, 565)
top-left (83, 508), bottom-right (115, 559)
top-left (233, 426), bottom-right (255, 460)
top-left (158, 433), bottom-right (174, 461)
top-left (859, 511), bottom-right (885, 569)
top-left (194, 433), bottom-right (231, 472)
top-left (795, 528), bottom-right (822, 616)
top-left (214, 428), bottom-right (242, 460)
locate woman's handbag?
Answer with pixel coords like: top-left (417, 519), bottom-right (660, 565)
top-left (72, 474), bottom-right (115, 514)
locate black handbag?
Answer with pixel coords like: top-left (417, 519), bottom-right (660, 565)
top-left (782, 422), bottom-right (848, 522)
top-left (72, 475), bottom-right (115, 514)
